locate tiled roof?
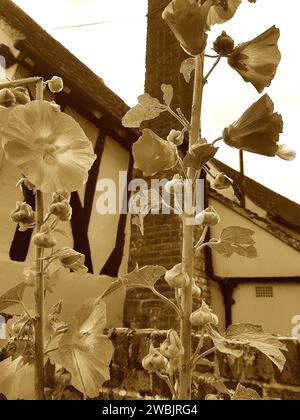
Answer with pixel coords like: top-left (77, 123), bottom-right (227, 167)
top-left (0, 0), bottom-right (134, 133)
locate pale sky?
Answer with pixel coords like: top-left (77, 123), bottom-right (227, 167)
top-left (12, 0), bottom-right (300, 204)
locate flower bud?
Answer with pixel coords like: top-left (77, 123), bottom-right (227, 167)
top-left (167, 129), bottom-right (184, 146)
top-left (56, 248), bottom-right (88, 273)
top-left (12, 87), bottom-right (31, 105)
top-left (0, 88), bottom-right (16, 108)
top-left (192, 284), bottom-right (202, 299)
top-left (142, 344), bottom-right (168, 373)
top-left (33, 226), bottom-right (57, 249)
top-left (11, 202), bottom-right (35, 224)
top-left (160, 330), bottom-right (184, 359)
top-left (276, 144), bottom-right (296, 161)
top-left (195, 206), bottom-right (220, 226)
top-left (165, 263), bottom-right (189, 289)
top-left (213, 31), bottom-right (235, 56)
top-left (48, 76), bottom-right (64, 93)
top-left (49, 199), bottom-right (72, 221)
top-left (190, 302), bottom-right (219, 328)
top-left (212, 172), bottom-right (233, 190)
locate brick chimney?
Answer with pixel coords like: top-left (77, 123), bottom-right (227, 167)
top-left (123, 0), bottom-right (210, 330)
top-left (144, 0), bottom-right (193, 138)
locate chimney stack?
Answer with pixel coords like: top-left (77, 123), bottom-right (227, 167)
top-left (145, 0), bottom-right (193, 138)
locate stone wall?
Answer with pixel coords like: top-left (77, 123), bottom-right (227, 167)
top-left (99, 329), bottom-right (300, 401)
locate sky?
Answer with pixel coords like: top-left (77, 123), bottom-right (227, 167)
top-left (12, 0), bottom-right (300, 204)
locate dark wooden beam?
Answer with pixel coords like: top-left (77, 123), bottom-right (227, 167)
top-left (100, 154), bottom-right (133, 277)
top-left (84, 131), bottom-right (106, 228)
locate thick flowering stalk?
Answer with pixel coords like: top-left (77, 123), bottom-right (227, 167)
top-left (179, 53), bottom-right (204, 400)
top-left (33, 79), bottom-right (46, 400)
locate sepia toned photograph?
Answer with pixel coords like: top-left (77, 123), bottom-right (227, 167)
top-left (0, 0), bottom-right (299, 403)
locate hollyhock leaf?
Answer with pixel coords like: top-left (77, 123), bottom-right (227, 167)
top-left (221, 226), bottom-right (256, 245)
top-left (100, 279), bottom-right (124, 300)
top-left (0, 283), bottom-right (27, 312)
top-left (183, 144), bottom-right (218, 170)
top-left (50, 298), bottom-right (113, 398)
top-left (122, 94), bottom-right (166, 128)
top-left (120, 266), bottom-right (167, 289)
top-left (209, 226), bottom-right (257, 258)
top-left (161, 84), bottom-right (174, 106)
top-left (206, 325), bottom-right (243, 358)
top-left (180, 58), bottom-right (196, 83)
top-left (232, 384), bottom-right (262, 401)
top-left (225, 324), bottom-right (287, 372)
top-left (132, 129), bottom-right (178, 176)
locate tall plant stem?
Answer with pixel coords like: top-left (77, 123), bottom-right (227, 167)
top-left (34, 79), bottom-right (45, 400)
top-left (179, 54), bottom-right (204, 400)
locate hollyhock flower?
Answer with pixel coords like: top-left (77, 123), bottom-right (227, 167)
top-left (206, 0), bottom-right (242, 27)
top-left (0, 357), bottom-right (35, 400)
top-left (133, 129), bottom-right (178, 177)
top-left (228, 26), bottom-right (281, 93)
top-left (2, 100), bottom-right (96, 193)
top-left (162, 0), bottom-right (212, 56)
top-left (222, 94), bottom-right (283, 157)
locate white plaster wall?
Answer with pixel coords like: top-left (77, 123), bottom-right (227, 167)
top-left (232, 283), bottom-right (300, 336)
top-left (89, 136), bottom-right (130, 274)
top-left (210, 198), bottom-right (300, 278)
top-left (209, 197), bottom-right (300, 334)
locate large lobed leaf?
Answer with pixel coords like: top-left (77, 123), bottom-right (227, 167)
top-left (207, 323), bottom-right (287, 372)
top-left (122, 93), bottom-right (166, 128)
top-left (232, 384), bottom-right (263, 401)
top-left (119, 265), bottom-right (167, 289)
top-left (0, 283), bottom-right (27, 312)
top-left (50, 298), bottom-right (114, 399)
top-left (208, 226), bottom-right (258, 258)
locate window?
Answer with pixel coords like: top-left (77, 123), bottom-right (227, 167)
top-left (255, 286), bottom-right (273, 298)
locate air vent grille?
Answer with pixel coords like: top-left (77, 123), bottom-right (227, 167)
top-left (255, 286), bottom-right (273, 298)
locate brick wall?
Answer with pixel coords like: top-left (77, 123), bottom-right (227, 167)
top-left (99, 329), bottom-right (300, 401)
top-left (123, 0), bottom-right (210, 330)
